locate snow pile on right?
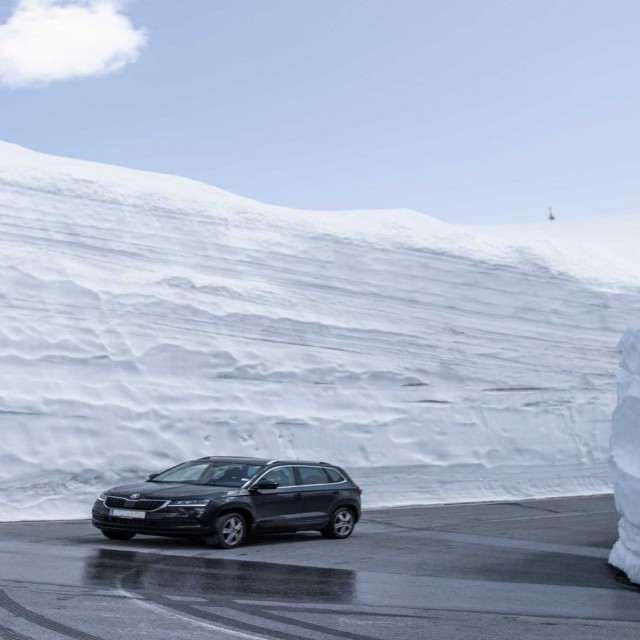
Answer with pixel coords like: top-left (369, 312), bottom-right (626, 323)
top-left (610, 318), bottom-right (640, 583)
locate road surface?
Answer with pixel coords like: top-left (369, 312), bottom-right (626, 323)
top-left (0, 494), bottom-right (637, 640)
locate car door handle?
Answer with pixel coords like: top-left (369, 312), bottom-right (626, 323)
top-left (294, 493), bottom-right (303, 497)
top-left (332, 491), bottom-right (340, 495)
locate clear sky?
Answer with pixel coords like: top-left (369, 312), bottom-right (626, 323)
top-left (1, 0), bottom-right (639, 223)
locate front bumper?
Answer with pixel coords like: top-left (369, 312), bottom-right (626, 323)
top-left (92, 502), bottom-right (212, 537)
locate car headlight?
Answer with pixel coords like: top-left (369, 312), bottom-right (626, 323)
top-left (169, 499), bottom-right (210, 507)
top-left (96, 494), bottom-right (106, 502)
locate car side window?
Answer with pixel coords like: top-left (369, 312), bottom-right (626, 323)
top-left (261, 466), bottom-right (295, 487)
top-left (296, 466), bottom-right (330, 485)
top-left (325, 467), bottom-right (345, 483)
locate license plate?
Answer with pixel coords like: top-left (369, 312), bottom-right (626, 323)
top-left (110, 508), bottom-right (146, 519)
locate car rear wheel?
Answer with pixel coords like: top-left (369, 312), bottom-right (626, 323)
top-left (211, 513), bottom-right (247, 549)
top-left (101, 530), bottom-right (136, 541)
top-left (321, 507), bottom-right (355, 539)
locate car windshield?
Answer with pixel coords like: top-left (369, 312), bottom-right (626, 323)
top-left (150, 461), bottom-right (264, 488)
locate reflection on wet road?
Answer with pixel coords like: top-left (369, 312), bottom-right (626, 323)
top-left (85, 548), bottom-right (357, 603)
top-left (1, 495), bottom-right (640, 640)
top-left (85, 549), bottom-right (364, 640)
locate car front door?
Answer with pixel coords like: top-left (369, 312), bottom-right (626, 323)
top-left (249, 466), bottom-right (302, 531)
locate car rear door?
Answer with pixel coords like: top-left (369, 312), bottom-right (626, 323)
top-left (294, 466), bottom-right (337, 526)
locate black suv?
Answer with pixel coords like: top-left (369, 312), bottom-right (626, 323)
top-left (92, 457), bottom-right (362, 548)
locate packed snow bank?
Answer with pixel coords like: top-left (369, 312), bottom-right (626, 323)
top-left (468, 214), bottom-right (640, 288)
top-left (1, 140), bottom-right (639, 521)
top-left (609, 319), bottom-right (640, 583)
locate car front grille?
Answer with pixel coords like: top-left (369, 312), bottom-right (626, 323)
top-left (104, 497), bottom-right (167, 511)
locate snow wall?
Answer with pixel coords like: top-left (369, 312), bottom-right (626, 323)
top-left (1, 140), bottom-right (640, 521)
top-left (609, 319), bottom-right (640, 583)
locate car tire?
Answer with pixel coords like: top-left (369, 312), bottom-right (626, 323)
top-left (101, 530), bottom-right (136, 541)
top-left (321, 507), bottom-right (355, 539)
top-left (212, 512), bottom-right (247, 549)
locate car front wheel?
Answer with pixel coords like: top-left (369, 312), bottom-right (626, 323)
top-left (212, 513), bottom-right (247, 549)
top-left (322, 507), bottom-right (355, 539)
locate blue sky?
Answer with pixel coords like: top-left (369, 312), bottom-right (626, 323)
top-left (1, 0), bottom-right (639, 223)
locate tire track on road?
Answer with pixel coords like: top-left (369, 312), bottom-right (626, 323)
top-left (0, 622), bottom-right (35, 640)
top-left (0, 590), bottom-right (104, 640)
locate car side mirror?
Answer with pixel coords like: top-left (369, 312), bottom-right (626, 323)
top-left (253, 480), bottom-right (279, 491)
top-left (147, 473), bottom-right (159, 481)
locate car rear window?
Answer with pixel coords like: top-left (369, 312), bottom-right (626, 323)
top-left (324, 467), bottom-right (346, 483)
top-left (297, 466), bottom-right (331, 485)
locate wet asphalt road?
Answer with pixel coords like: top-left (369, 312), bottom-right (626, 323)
top-left (0, 494), bottom-right (638, 640)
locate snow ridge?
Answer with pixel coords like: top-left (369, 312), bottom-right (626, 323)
top-left (0, 141), bottom-right (639, 520)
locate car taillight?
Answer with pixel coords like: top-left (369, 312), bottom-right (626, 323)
top-left (356, 487), bottom-right (363, 495)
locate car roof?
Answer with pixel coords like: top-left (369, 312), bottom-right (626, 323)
top-left (197, 456), bottom-right (272, 465)
top-left (196, 456), bottom-right (335, 467)
top-left (267, 459), bottom-right (334, 466)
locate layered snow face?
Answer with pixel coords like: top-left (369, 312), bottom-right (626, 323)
top-left (1, 140), bottom-right (639, 521)
top-left (609, 319), bottom-right (640, 583)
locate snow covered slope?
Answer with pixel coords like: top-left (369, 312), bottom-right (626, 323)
top-left (1, 140), bottom-right (639, 520)
top-left (609, 319), bottom-right (640, 583)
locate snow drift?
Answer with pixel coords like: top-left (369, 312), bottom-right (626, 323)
top-left (0, 140), bottom-right (639, 521)
top-left (609, 319), bottom-right (640, 583)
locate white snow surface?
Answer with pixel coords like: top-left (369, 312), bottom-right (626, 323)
top-left (1, 140), bottom-right (639, 521)
top-left (609, 319), bottom-right (640, 583)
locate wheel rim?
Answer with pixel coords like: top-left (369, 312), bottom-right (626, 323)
top-left (222, 516), bottom-right (244, 545)
top-left (334, 509), bottom-right (354, 536)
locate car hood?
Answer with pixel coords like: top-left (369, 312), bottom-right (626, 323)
top-left (104, 481), bottom-right (232, 500)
